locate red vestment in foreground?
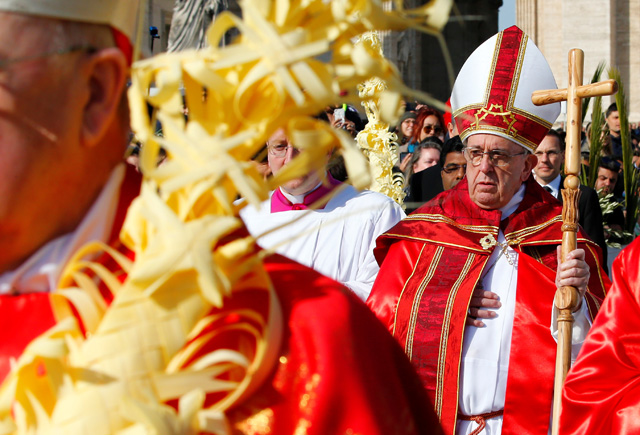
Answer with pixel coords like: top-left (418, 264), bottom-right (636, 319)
top-left (227, 254), bottom-right (442, 434)
top-left (367, 178), bottom-right (609, 435)
top-left (0, 166), bottom-right (441, 434)
top-left (561, 236), bottom-right (640, 434)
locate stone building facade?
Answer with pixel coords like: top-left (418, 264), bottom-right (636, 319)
top-left (383, 0), bottom-right (503, 103)
top-left (517, 0), bottom-right (640, 122)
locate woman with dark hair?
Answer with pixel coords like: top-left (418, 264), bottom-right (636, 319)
top-left (411, 107), bottom-right (445, 144)
top-left (399, 107), bottom-right (445, 171)
top-left (403, 137), bottom-right (444, 200)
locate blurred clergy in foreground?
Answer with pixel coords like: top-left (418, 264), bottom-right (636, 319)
top-left (0, 1), bottom-right (445, 434)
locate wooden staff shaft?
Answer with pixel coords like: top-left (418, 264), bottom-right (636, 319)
top-left (565, 49), bottom-right (583, 178)
top-left (532, 47), bottom-right (616, 435)
top-left (551, 48), bottom-right (583, 435)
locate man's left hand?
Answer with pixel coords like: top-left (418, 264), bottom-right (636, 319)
top-left (555, 247), bottom-right (590, 298)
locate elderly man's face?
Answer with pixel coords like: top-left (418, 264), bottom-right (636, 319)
top-left (267, 129), bottom-right (322, 196)
top-left (0, 14), bottom-right (88, 261)
top-left (465, 134), bottom-right (537, 210)
top-left (0, 11), bottom-right (131, 275)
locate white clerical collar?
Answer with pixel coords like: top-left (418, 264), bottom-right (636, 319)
top-left (0, 164), bottom-right (126, 295)
top-left (279, 181), bottom-right (323, 204)
top-left (499, 183), bottom-right (526, 221)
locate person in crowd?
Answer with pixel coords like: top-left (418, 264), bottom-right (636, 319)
top-left (533, 129), bottom-right (608, 271)
top-left (400, 107), bottom-right (446, 171)
top-left (440, 136), bottom-right (466, 190)
top-left (408, 137), bottom-right (443, 176)
top-left (403, 137), bottom-right (443, 209)
top-left (595, 157), bottom-right (626, 240)
top-left (396, 111), bottom-right (418, 152)
top-left (330, 104), bottom-right (364, 138)
top-left (367, 26), bottom-right (609, 435)
top-left (595, 157), bottom-right (621, 197)
top-left (240, 127), bottom-right (405, 301)
top-left (633, 146), bottom-right (640, 169)
top-left (605, 102), bottom-right (623, 161)
top-left (442, 99), bottom-right (459, 140)
top-left (412, 107), bottom-right (446, 144)
top-left (406, 136), bottom-right (464, 207)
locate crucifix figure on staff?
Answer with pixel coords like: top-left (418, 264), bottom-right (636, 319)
top-left (532, 49), bottom-right (618, 435)
top-left (367, 25), bottom-right (611, 435)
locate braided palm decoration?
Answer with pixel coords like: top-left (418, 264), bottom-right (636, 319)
top-left (0, 1), bottom-right (451, 433)
top-left (356, 31), bottom-right (406, 205)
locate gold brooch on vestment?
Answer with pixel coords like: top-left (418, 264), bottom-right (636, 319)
top-left (480, 234), bottom-right (498, 250)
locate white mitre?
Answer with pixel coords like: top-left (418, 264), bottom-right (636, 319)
top-left (0, 0), bottom-right (140, 41)
top-left (450, 25), bottom-right (560, 152)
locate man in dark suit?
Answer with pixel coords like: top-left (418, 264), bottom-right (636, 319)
top-left (534, 129), bottom-right (608, 272)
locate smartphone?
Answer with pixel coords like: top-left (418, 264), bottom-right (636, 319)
top-left (334, 108), bottom-right (345, 123)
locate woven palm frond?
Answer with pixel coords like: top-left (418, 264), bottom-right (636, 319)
top-left (0, 1), bottom-right (453, 433)
top-left (356, 31), bottom-right (406, 205)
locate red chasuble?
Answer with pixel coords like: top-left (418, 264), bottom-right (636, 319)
top-left (228, 254), bottom-right (443, 435)
top-left (560, 237), bottom-right (640, 434)
top-left (367, 178), bottom-right (610, 435)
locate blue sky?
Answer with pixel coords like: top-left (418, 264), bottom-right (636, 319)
top-left (498, 0), bottom-right (516, 30)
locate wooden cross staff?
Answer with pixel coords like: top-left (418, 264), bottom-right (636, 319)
top-left (532, 49), bottom-right (617, 435)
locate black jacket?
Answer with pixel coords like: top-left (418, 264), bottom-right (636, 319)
top-left (554, 181), bottom-right (609, 274)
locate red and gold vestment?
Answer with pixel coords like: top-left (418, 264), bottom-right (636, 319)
top-left (368, 178), bottom-right (609, 435)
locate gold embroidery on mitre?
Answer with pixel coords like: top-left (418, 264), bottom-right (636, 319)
top-left (473, 104), bottom-right (518, 137)
top-left (507, 33), bottom-right (528, 109)
top-left (480, 233), bottom-right (498, 250)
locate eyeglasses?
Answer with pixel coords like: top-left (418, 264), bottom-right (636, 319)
top-left (463, 147), bottom-right (526, 167)
top-left (442, 163), bottom-right (467, 174)
top-left (0, 45), bottom-right (96, 70)
top-left (422, 124), bottom-right (442, 134)
top-left (267, 143), bottom-right (298, 158)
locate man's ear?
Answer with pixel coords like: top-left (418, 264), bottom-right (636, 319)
top-left (81, 47), bottom-right (128, 148)
top-left (521, 153), bottom-right (538, 181)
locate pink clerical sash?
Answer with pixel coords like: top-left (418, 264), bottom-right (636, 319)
top-left (270, 174), bottom-right (341, 213)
